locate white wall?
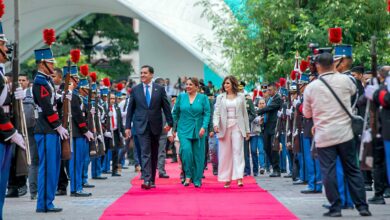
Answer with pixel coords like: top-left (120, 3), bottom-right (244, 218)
top-left (139, 20), bottom-right (204, 81)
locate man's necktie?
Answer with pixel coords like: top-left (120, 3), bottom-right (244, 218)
top-left (264, 97), bottom-right (273, 123)
top-left (145, 85), bottom-right (151, 107)
top-left (110, 106), bottom-right (115, 129)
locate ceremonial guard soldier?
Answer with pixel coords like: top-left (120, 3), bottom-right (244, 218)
top-left (296, 73), bottom-right (322, 194)
top-left (91, 74), bottom-right (107, 180)
top-left (69, 70), bottom-right (94, 197)
top-left (101, 78), bottom-right (113, 173)
top-left (33, 31), bottom-right (69, 212)
top-left (365, 66), bottom-right (390, 204)
top-left (109, 87), bottom-right (125, 176)
top-left (0, 19), bottom-right (26, 218)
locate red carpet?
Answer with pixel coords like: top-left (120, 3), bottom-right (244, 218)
top-left (100, 161), bottom-right (298, 220)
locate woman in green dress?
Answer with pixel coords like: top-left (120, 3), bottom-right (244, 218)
top-left (172, 77), bottom-right (210, 187)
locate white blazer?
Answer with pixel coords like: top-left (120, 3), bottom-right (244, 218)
top-left (213, 92), bottom-right (250, 139)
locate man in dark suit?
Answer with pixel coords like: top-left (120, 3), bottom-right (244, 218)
top-left (257, 82), bottom-right (282, 177)
top-left (125, 65), bottom-right (173, 189)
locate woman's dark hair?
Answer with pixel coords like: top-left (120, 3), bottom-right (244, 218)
top-left (187, 77), bottom-right (200, 88)
top-left (221, 75), bottom-right (239, 94)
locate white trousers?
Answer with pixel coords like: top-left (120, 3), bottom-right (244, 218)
top-left (218, 124), bottom-right (244, 182)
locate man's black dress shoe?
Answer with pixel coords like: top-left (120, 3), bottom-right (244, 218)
top-left (323, 210), bottom-right (342, 217)
top-left (92, 176), bottom-right (108, 180)
top-left (150, 182), bottom-right (156, 188)
top-left (301, 189), bottom-right (322, 194)
top-left (82, 183), bottom-right (95, 188)
top-left (18, 185), bottom-right (28, 197)
top-left (141, 182), bottom-right (151, 190)
top-left (269, 172), bottom-right (281, 177)
top-left (55, 189), bottom-right (67, 196)
top-left (358, 209), bottom-right (372, 216)
top-left (5, 189), bottom-right (19, 198)
top-left (36, 207), bottom-right (63, 213)
top-left (293, 179), bottom-right (306, 185)
top-left (364, 184), bottom-right (373, 191)
top-left (70, 191), bottom-right (92, 197)
top-left (368, 195), bottom-right (385, 204)
top-left (384, 188), bottom-right (390, 198)
top-left (159, 173), bottom-right (169, 178)
top-left (112, 173), bottom-right (121, 177)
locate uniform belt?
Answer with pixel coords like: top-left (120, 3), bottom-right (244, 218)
top-left (37, 106), bottom-right (57, 112)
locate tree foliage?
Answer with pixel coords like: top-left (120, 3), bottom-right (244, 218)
top-left (197, 0), bottom-right (390, 84)
top-left (59, 13), bottom-right (138, 78)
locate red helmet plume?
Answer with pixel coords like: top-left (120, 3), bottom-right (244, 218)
top-left (299, 60), bottom-right (309, 73)
top-left (79, 64), bottom-right (89, 77)
top-left (328, 27), bottom-right (342, 44)
top-left (279, 77), bottom-right (287, 87)
top-left (70, 49), bottom-right (81, 64)
top-left (102, 78), bottom-right (111, 87)
top-left (290, 70), bottom-right (301, 81)
top-left (0, 0), bottom-right (5, 18)
top-left (89, 72), bottom-right (97, 82)
top-left (117, 83), bottom-right (124, 91)
top-left (43, 29), bottom-right (56, 46)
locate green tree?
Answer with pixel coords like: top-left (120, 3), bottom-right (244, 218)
top-left (59, 13), bottom-right (138, 78)
top-left (197, 0), bottom-right (390, 84)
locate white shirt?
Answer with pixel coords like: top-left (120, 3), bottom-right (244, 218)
top-left (143, 82), bottom-right (153, 99)
top-left (303, 72), bottom-right (356, 148)
top-left (118, 99), bottom-right (128, 126)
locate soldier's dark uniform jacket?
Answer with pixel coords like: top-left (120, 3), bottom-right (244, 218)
top-left (71, 92), bottom-right (88, 138)
top-left (112, 103), bottom-right (125, 148)
top-left (0, 71), bottom-right (16, 142)
top-left (33, 71), bottom-right (61, 134)
top-left (373, 86), bottom-right (390, 140)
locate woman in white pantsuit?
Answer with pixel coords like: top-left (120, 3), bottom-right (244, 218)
top-left (213, 76), bottom-right (250, 188)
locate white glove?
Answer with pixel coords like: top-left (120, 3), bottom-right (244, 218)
top-left (108, 111), bottom-right (113, 117)
top-left (55, 125), bottom-right (69, 140)
top-left (65, 93), bottom-right (72, 101)
top-left (364, 85), bottom-right (379, 101)
top-left (277, 110), bottom-right (282, 118)
top-left (14, 87), bottom-right (25, 100)
top-left (84, 131), bottom-right (94, 141)
top-left (11, 132), bottom-right (26, 150)
top-left (104, 131), bottom-right (112, 138)
top-left (286, 108), bottom-right (292, 117)
top-left (362, 129), bottom-right (372, 143)
top-left (386, 76), bottom-right (390, 92)
top-left (293, 99), bottom-right (301, 108)
top-left (90, 107), bottom-right (96, 115)
top-left (97, 135), bottom-right (104, 143)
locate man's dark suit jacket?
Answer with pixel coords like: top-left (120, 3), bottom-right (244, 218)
top-left (257, 93), bottom-right (282, 135)
top-left (126, 83), bottom-right (173, 136)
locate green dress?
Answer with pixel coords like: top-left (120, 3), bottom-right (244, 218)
top-left (172, 93), bottom-right (210, 186)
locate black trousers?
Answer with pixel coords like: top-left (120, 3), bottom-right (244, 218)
top-left (57, 160), bottom-right (69, 191)
top-left (372, 140), bottom-right (387, 196)
top-left (7, 145), bottom-right (27, 191)
top-left (137, 125), bottom-right (160, 183)
top-left (317, 139), bottom-right (368, 212)
top-left (263, 133), bottom-right (280, 172)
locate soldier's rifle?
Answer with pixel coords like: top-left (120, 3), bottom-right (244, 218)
top-left (61, 59), bottom-right (72, 160)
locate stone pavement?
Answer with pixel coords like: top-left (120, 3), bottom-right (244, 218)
top-left (3, 165), bottom-right (390, 220)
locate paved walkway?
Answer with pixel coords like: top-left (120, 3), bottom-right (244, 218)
top-left (3, 164), bottom-right (390, 220)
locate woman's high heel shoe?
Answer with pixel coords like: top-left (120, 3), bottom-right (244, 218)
top-left (224, 181), bottom-right (231, 188)
top-left (237, 179), bottom-right (244, 187)
top-left (183, 178), bottom-right (191, 187)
